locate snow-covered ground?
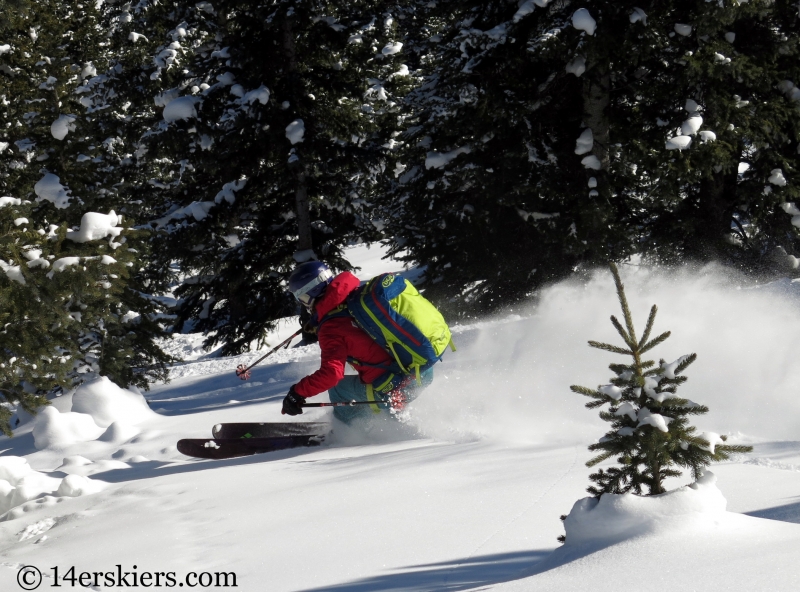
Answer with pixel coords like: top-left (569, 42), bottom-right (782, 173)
top-left (2, 246), bottom-right (800, 591)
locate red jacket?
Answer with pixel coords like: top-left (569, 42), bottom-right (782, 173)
top-left (293, 271), bottom-right (393, 398)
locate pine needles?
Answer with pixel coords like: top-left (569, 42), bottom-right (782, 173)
top-left (571, 262), bottom-right (752, 497)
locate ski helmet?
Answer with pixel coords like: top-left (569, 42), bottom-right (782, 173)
top-left (288, 261), bottom-right (334, 307)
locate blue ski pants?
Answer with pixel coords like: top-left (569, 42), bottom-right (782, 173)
top-left (328, 367), bottom-right (434, 424)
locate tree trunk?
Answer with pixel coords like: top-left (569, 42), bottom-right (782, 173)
top-left (580, 49), bottom-right (612, 252)
top-left (282, 17), bottom-right (313, 256)
top-left (294, 171), bottom-right (312, 253)
top-left (695, 169), bottom-right (738, 260)
top-left (582, 59), bottom-right (611, 171)
top-left (650, 457), bottom-right (664, 495)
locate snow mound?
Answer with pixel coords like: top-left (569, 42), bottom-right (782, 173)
top-left (31, 407), bottom-right (105, 450)
top-left (58, 457), bottom-right (130, 477)
top-left (9, 471), bottom-right (63, 510)
top-left (57, 474), bottom-right (106, 497)
top-left (56, 455), bottom-right (94, 471)
top-left (97, 421), bottom-right (140, 443)
top-left (0, 456), bottom-right (104, 519)
top-left (0, 456), bottom-right (34, 485)
top-left (71, 376), bottom-right (157, 428)
top-left (0, 482), bottom-right (17, 516)
top-left (563, 471), bottom-right (725, 545)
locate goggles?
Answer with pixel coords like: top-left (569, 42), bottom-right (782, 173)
top-left (292, 268), bottom-right (333, 306)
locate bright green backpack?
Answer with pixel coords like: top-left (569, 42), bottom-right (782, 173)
top-left (346, 273), bottom-right (455, 392)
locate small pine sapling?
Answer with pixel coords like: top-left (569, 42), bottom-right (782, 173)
top-left (571, 262), bottom-right (752, 497)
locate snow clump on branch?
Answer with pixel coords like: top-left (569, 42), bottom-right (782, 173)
top-left (34, 173), bottom-right (72, 209)
top-left (65, 211), bottom-right (123, 243)
top-left (286, 119), bottom-right (305, 144)
top-left (51, 114), bottom-right (77, 140)
top-left (163, 96), bottom-right (199, 122)
top-left (572, 9), bottom-right (596, 36)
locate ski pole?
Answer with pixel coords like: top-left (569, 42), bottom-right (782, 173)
top-left (301, 400), bottom-right (385, 408)
top-left (235, 329), bottom-right (303, 380)
top-left (302, 391), bottom-right (407, 410)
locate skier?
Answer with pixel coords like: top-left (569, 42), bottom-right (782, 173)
top-left (282, 261), bottom-right (434, 424)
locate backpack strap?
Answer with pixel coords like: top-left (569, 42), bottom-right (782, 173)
top-left (316, 303), bottom-right (405, 390)
top-left (313, 304), bottom-right (350, 329)
top-left (365, 383), bottom-right (382, 414)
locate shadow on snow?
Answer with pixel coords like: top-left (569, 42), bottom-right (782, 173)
top-left (745, 500), bottom-right (800, 524)
top-left (143, 361), bottom-right (298, 416)
top-left (296, 549), bottom-right (553, 592)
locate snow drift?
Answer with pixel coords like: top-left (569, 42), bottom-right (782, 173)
top-left (30, 377), bottom-right (155, 450)
top-left (562, 471), bottom-right (726, 545)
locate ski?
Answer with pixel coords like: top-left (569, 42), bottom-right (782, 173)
top-left (177, 435), bottom-right (324, 460)
top-left (211, 421), bottom-right (331, 440)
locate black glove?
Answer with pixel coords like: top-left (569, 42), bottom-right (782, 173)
top-left (281, 386), bottom-right (305, 416)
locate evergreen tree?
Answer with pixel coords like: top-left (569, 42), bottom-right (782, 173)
top-left (0, 0), bottom-right (173, 433)
top-left (122, 0), bottom-right (410, 355)
top-left (611, 0), bottom-right (800, 272)
top-left (570, 262), bottom-right (752, 497)
top-left (0, 197), bottom-right (160, 435)
top-left (383, 0), bottom-right (800, 315)
top-left (382, 1), bottom-right (635, 316)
